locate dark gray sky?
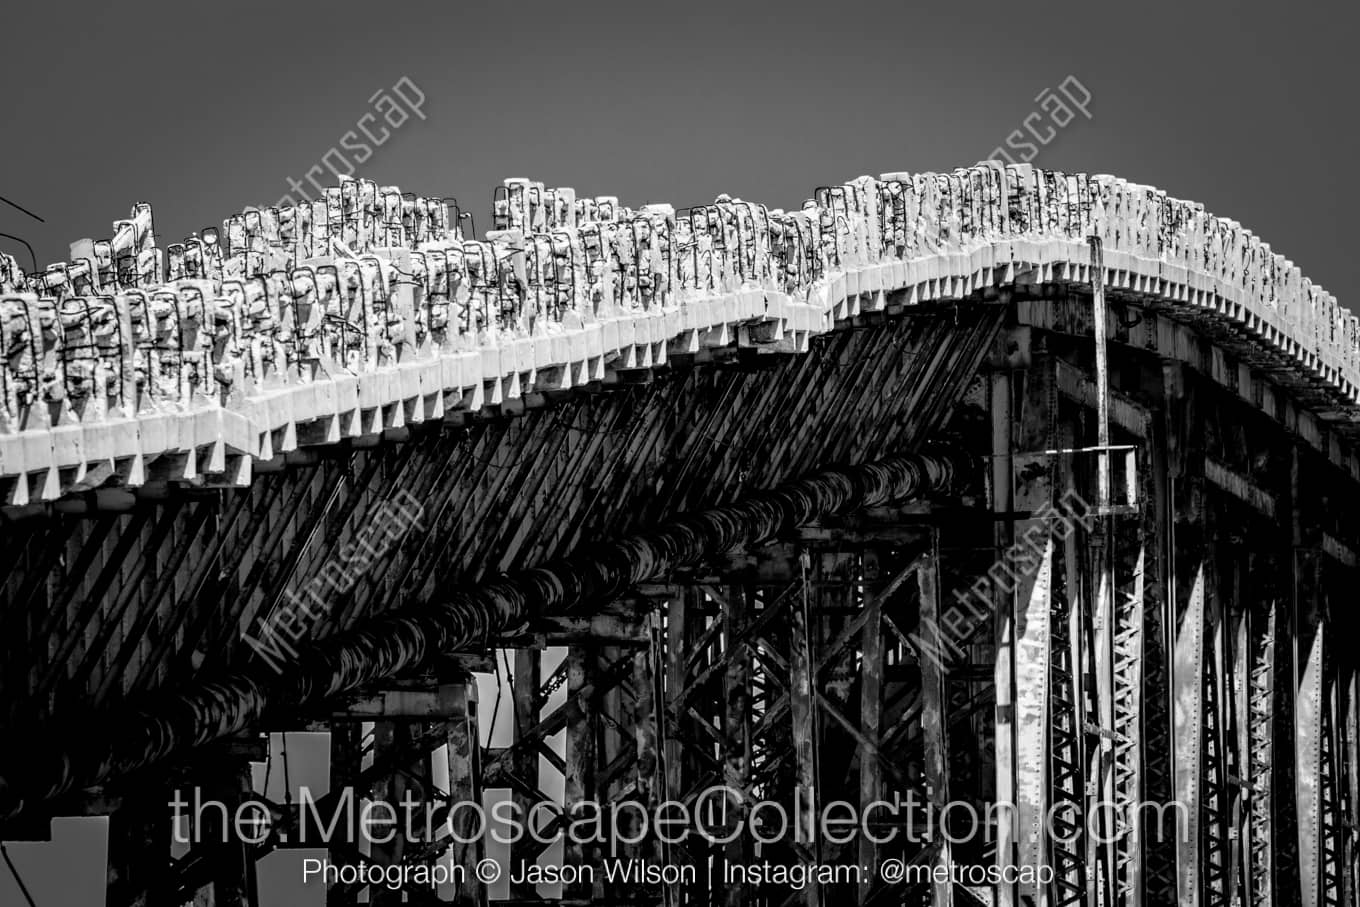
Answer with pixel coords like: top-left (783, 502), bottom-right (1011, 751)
top-left (1, 1), bottom-right (1355, 298)
top-left (0, 1), bottom-right (1354, 903)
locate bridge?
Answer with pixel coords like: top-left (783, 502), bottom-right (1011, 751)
top-left (1, 163), bottom-right (1357, 906)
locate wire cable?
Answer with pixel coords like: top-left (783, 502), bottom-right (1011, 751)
top-left (0, 233), bottom-right (38, 275)
top-left (280, 732), bottom-right (294, 808)
top-left (0, 843), bottom-right (38, 907)
top-left (0, 195), bottom-right (43, 223)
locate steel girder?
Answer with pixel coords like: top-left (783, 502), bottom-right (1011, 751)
top-left (0, 446), bottom-right (970, 822)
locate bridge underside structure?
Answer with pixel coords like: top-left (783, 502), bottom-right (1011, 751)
top-left (2, 165), bottom-right (1360, 906)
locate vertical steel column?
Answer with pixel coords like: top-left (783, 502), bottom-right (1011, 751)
top-left (1140, 372), bottom-right (1178, 906)
top-left (1015, 361), bottom-right (1056, 905)
top-left (1201, 546), bottom-right (1231, 907)
top-left (790, 550), bottom-right (823, 907)
top-left (992, 354), bottom-right (1057, 907)
top-left (664, 586), bottom-right (711, 907)
top-left (1089, 520), bottom-right (1119, 907)
top-left (1111, 512), bottom-right (1147, 907)
top-left (510, 649), bottom-right (541, 901)
top-left (1319, 653), bottom-right (1343, 906)
top-left (1162, 359), bottom-right (1214, 907)
top-left (1087, 237), bottom-right (1120, 907)
top-left (564, 646), bottom-right (598, 901)
top-left (445, 679), bottom-right (487, 907)
top-left (199, 753), bottom-right (259, 907)
top-left (1227, 561), bottom-right (1251, 907)
top-left (1053, 439), bottom-right (1091, 907)
top-left (632, 613), bottom-right (662, 862)
top-left (370, 721), bottom-right (412, 906)
top-left (664, 588), bottom-right (687, 809)
top-left (1297, 630), bottom-right (1326, 907)
top-left (990, 368), bottom-right (1019, 907)
top-left (1344, 669), bottom-right (1359, 907)
top-left (1173, 564), bottom-right (1208, 907)
top-left (328, 722), bottom-right (362, 907)
top-left (858, 551), bottom-right (886, 905)
top-left (721, 583), bottom-right (752, 907)
top-left (1089, 236), bottom-right (1111, 523)
top-left (1246, 598), bottom-right (1280, 907)
top-left (918, 532), bottom-right (955, 907)
top-left (644, 605), bottom-right (678, 907)
top-left (1273, 444), bottom-right (1308, 905)
top-left (107, 784), bottom-right (172, 907)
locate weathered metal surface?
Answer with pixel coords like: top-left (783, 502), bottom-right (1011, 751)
top-left (1174, 565), bottom-right (1209, 907)
top-left (0, 302), bottom-right (1000, 736)
top-left (788, 557), bottom-right (823, 907)
top-left (857, 554), bottom-right (885, 904)
top-left (5, 166), bottom-right (1360, 907)
top-left (563, 647), bottom-right (597, 900)
top-left (0, 445), bottom-right (967, 819)
top-left (1247, 599), bottom-right (1280, 907)
top-left (1112, 531), bottom-right (1147, 906)
top-left (917, 536), bottom-right (953, 907)
top-left (1014, 362), bottom-right (1057, 903)
top-left (989, 368), bottom-right (1019, 907)
top-left (1298, 629), bottom-right (1325, 907)
top-left (445, 679), bottom-right (487, 907)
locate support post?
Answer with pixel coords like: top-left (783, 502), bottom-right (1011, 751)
top-left (369, 721), bottom-right (412, 906)
top-left (563, 646), bottom-right (598, 901)
top-left (197, 753), bottom-right (259, 907)
top-left (1165, 360), bottom-right (1196, 907)
top-left (1011, 358), bottom-right (1056, 904)
top-left (989, 367), bottom-right (1019, 907)
top-left (1297, 629), bottom-right (1325, 907)
top-left (1053, 423), bottom-right (1090, 907)
top-left (107, 786), bottom-right (172, 907)
top-left (858, 549), bottom-right (886, 904)
top-left (631, 612), bottom-right (661, 846)
top-left (1246, 594), bottom-right (1280, 907)
top-left (917, 532), bottom-right (954, 907)
top-left (445, 679), bottom-right (486, 907)
top-left (510, 648), bottom-right (541, 900)
top-left (1140, 364), bottom-right (1178, 906)
top-left (721, 584), bottom-right (752, 907)
top-left (1111, 501), bottom-right (1147, 907)
top-left (790, 549), bottom-right (822, 907)
top-left (328, 722), bottom-right (362, 907)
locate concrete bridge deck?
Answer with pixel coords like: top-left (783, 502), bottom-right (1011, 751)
top-left (2, 165), bottom-right (1357, 508)
top-left (3, 164), bottom-right (1360, 907)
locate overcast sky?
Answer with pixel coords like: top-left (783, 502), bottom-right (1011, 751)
top-left (1, 0), bottom-right (1355, 903)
